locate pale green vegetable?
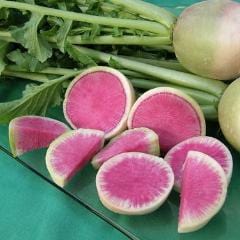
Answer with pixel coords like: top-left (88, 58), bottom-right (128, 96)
top-left (218, 78), bottom-right (240, 150)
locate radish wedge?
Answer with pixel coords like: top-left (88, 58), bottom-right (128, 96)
top-left (96, 152), bottom-right (174, 215)
top-left (46, 129), bottom-right (104, 187)
top-left (9, 116), bottom-right (70, 157)
top-left (165, 136), bottom-right (233, 191)
top-left (63, 66), bottom-right (135, 139)
top-left (178, 151), bottom-right (227, 233)
top-left (128, 87), bottom-right (206, 153)
top-left (91, 127), bottom-right (160, 169)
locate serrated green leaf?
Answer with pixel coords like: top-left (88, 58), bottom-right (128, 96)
top-left (54, 2), bottom-right (73, 53)
top-left (0, 40), bottom-right (9, 74)
top-left (22, 83), bottom-right (38, 96)
top-left (66, 43), bottom-right (97, 67)
top-left (82, 30), bottom-right (91, 40)
top-left (108, 57), bottom-right (122, 69)
top-left (57, 20), bottom-right (72, 52)
top-left (112, 27), bottom-right (123, 37)
top-left (47, 16), bottom-right (63, 27)
top-left (23, 0), bottom-right (35, 3)
top-left (90, 24), bottom-right (101, 40)
top-left (11, 13), bottom-right (52, 62)
top-left (7, 49), bottom-right (48, 72)
top-left (41, 24), bottom-right (59, 37)
top-left (0, 76), bottom-right (65, 124)
top-left (0, 8), bottom-right (9, 21)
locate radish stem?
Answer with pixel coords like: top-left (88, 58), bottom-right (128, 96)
top-left (122, 56), bottom-right (188, 72)
top-left (200, 105), bottom-right (218, 120)
top-left (130, 78), bottom-right (219, 105)
top-left (50, 35), bottom-right (171, 45)
top-left (72, 45), bottom-right (227, 97)
top-left (109, 0), bottom-right (176, 28)
top-left (0, 0), bottom-right (169, 36)
top-left (0, 30), bottom-right (171, 46)
top-left (3, 70), bottom-right (50, 82)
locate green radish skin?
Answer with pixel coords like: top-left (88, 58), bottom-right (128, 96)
top-left (218, 78), bottom-right (240, 150)
top-left (173, 0), bottom-right (240, 80)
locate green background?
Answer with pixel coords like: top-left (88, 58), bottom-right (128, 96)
top-left (1, 1), bottom-right (240, 240)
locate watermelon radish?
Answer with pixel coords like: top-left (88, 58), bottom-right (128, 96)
top-left (127, 87), bottom-right (206, 153)
top-left (164, 136), bottom-right (233, 191)
top-left (46, 128), bottom-right (104, 187)
top-left (91, 127), bottom-right (160, 169)
top-left (9, 116), bottom-right (70, 157)
top-left (178, 151), bottom-right (227, 233)
top-left (63, 66), bottom-right (135, 139)
top-left (173, 0), bottom-right (240, 81)
top-left (96, 152), bottom-right (174, 215)
top-left (218, 78), bottom-right (240, 151)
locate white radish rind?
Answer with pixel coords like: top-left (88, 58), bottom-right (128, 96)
top-left (46, 128), bottom-right (105, 187)
top-left (91, 127), bottom-right (160, 169)
top-left (218, 78), bottom-right (240, 151)
top-left (164, 136), bottom-right (233, 191)
top-left (96, 152), bottom-right (174, 215)
top-left (63, 66), bottom-right (135, 139)
top-left (178, 151), bottom-right (227, 233)
top-left (127, 87), bottom-right (206, 153)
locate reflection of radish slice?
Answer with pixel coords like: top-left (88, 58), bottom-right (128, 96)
top-left (164, 136), bottom-right (233, 191)
top-left (178, 151), bottom-right (227, 233)
top-left (96, 152), bottom-right (174, 215)
top-left (46, 129), bottom-right (104, 187)
top-left (91, 127), bottom-right (160, 169)
top-left (63, 66), bottom-right (135, 139)
top-left (9, 116), bottom-right (70, 157)
top-left (127, 87), bottom-right (206, 153)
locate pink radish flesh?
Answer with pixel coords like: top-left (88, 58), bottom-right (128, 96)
top-left (96, 152), bottom-right (174, 215)
top-left (92, 128), bottom-right (159, 169)
top-left (179, 151), bottom-right (227, 233)
top-left (128, 89), bottom-right (204, 153)
top-left (64, 67), bottom-right (134, 138)
top-left (46, 129), bottom-right (104, 187)
top-left (9, 116), bottom-right (69, 156)
top-left (165, 136), bottom-right (232, 190)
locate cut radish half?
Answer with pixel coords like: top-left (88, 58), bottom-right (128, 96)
top-left (96, 152), bottom-right (174, 215)
top-left (46, 129), bottom-right (104, 187)
top-left (63, 66), bottom-right (135, 139)
top-left (91, 127), bottom-right (160, 169)
top-left (128, 87), bottom-right (206, 153)
top-left (9, 116), bottom-right (70, 157)
top-left (164, 136), bottom-right (233, 191)
top-left (178, 151), bottom-right (227, 233)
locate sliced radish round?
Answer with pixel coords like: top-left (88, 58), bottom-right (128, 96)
top-left (178, 151), bottom-right (227, 233)
top-left (91, 127), bottom-right (160, 169)
top-left (63, 66), bottom-right (135, 139)
top-left (127, 87), bottom-right (206, 153)
top-left (164, 136), bottom-right (233, 191)
top-left (46, 129), bottom-right (104, 187)
top-left (96, 152), bottom-right (174, 215)
top-left (9, 116), bottom-right (70, 157)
